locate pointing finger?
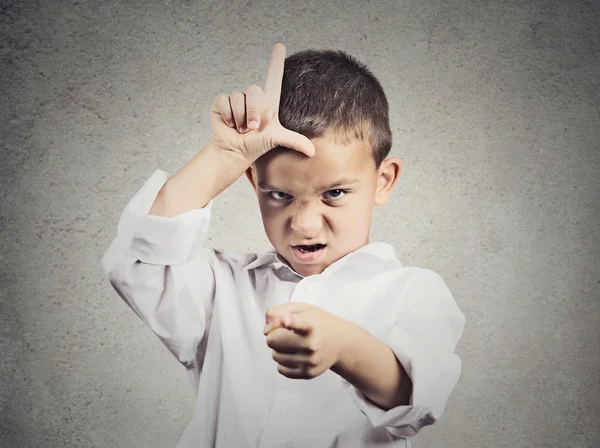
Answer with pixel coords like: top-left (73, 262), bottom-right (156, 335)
top-left (264, 316), bottom-right (284, 335)
top-left (282, 312), bottom-right (312, 334)
top-left (264, 303), bottom-right (313, 334)
top-left (263, 43), bottom-right (286, 114)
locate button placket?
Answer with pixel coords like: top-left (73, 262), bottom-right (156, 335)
top-left (300, 280), bottom-right (318, 305)
top-left (290, 279), bottom-right (316, 304)
top-left (258, 380), bottom-right (300, 448)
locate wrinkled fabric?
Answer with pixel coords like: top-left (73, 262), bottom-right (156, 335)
top-left (102, 169), bottom-right (466, 448)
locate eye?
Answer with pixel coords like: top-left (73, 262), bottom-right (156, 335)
top-left (323, 189), bottom-right (348, 200)
top-left (268, 191), bottom-right (292, 201)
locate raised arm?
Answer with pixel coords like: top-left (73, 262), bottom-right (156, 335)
top-left (102, 43), bottom-right (315, 390)
top-left (148, 43), bottom-right (315, 218)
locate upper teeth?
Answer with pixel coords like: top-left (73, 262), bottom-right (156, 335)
top-left (297, 245), bottom-right (321, 252)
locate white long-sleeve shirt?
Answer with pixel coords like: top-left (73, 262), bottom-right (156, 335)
top-left (102, 169), bottom-right (466, 448)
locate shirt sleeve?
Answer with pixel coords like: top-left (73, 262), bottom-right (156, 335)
top-left (101, 168), bottom-right (217, 380)
top-left (342, 268), bottom-right (466, 438)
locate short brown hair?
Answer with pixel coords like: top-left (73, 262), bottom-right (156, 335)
top-left (279, 49), bottom-right (392, 168)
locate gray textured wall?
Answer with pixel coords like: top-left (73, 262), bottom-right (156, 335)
top-left (1, 0), bottom-right (598, 447)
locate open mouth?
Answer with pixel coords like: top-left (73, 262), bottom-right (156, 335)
top-left (293, 244), bottom-right (326, 253)
top-left (291, 244), bottom-right (327, 263)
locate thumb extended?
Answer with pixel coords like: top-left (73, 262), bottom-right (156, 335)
top-left (270, 126), bottom-right (315, 157)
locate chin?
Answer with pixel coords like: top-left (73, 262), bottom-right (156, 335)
top-left (296, 264), bottom-right (325, 277)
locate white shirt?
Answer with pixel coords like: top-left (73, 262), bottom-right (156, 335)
top-left (102, 169), bottom-right (465, 448)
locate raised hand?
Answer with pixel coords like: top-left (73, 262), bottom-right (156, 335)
top-left (209, 43), bottom-right (315, 164)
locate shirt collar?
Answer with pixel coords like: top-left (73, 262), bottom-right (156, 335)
top-left (243, 250), bottom-right (286, 272)
top-left (242, 242), bottom-right (397, 277)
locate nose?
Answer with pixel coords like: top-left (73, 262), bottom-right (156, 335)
top-left (290, 202), bottom-right (322, 237)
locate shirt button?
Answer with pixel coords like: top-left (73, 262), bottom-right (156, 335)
top-left (304, 283), bottom-right (313, 293)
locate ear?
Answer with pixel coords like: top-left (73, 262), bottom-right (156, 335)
top-left (374, 157), bottom-right (402, 206)
top-left (245, 164), bottom-right (257, 191)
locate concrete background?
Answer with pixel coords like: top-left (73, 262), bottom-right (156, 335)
top-left (1, 0), bottom-right (598, 447)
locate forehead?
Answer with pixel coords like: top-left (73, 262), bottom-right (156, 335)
top-left (255, 132), bottom-right (374, 192)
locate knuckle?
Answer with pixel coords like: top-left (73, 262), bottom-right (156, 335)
top-left (245, 84), bottom-right (262, 94)
top-left (308, 354), bottom-right (320, 368)
top-left (230, 91), bottom-right (245, 101)
top-left (307, 339), bottom-right (320, 353)
top-left (214, 98), bottom-right (231, 115)
top-left (213, 95), bottom-right (226, 108)
top-left (264, 109), bottom-right (277, 121)
top-left (246, 106), bottom-right (259, 118)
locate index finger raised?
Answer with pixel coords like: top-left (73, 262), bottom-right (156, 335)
top-left (263, 43), bottom-right (286, 113)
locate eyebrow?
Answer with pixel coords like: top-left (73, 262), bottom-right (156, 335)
top-left (257, 178), bottom-right (359, 191)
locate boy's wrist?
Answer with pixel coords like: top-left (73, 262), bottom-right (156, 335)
top-left (330, 321), bottom-right (410, 410)
top-left (330, 319), bottom-right (362, 375)
top-left (205, 140), bottom-right (252, 174)
top-left (149, 142), bottom-right (251, 217)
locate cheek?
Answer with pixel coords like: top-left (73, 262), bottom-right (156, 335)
top-left (335, 198), bottom-right (373, 232)
top-left (258, 202), bottom-right (287, 236)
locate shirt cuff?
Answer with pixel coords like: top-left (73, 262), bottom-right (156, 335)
top-left (116, 168), bottom-right (214, 266)
top-left (342, 328), bottom-right (462, 438)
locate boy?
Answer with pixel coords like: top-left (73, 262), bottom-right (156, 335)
top-left (102, 43), bottom-right (465, 447)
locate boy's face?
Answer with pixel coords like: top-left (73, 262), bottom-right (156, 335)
top-left (246, 130), bottom-right (401, 277)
